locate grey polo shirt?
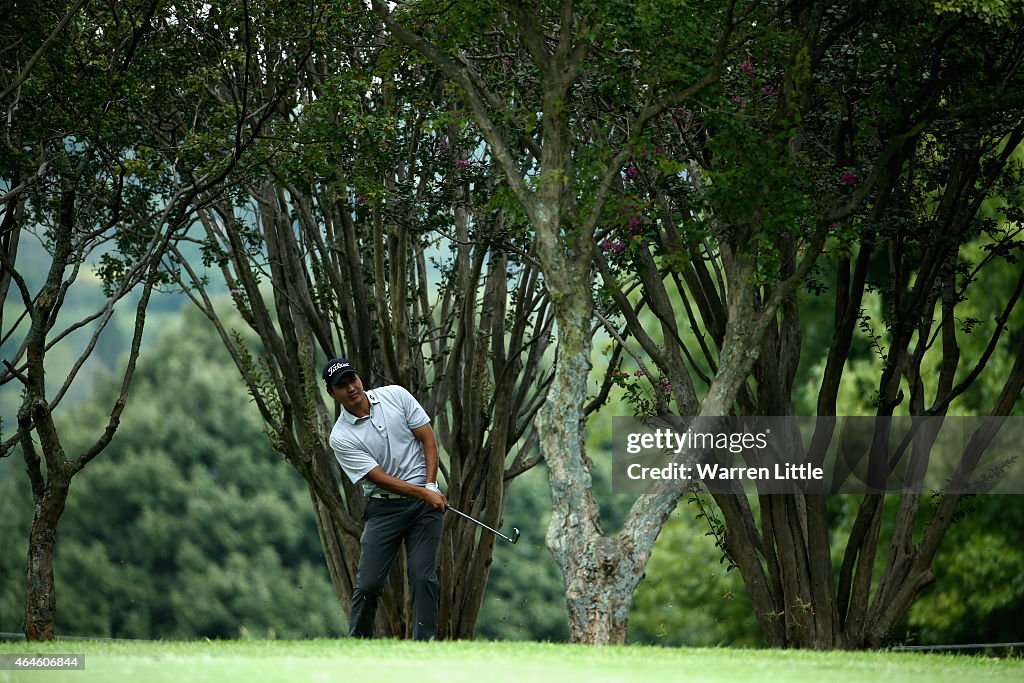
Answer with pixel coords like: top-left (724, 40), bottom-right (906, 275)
top-left (328, 385), bottom-right (431, 496)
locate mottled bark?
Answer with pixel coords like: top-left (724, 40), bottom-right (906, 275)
top-left (22, 474), bottom-right (69, 641)
top-left (536, 305), bottom-right (619, 641)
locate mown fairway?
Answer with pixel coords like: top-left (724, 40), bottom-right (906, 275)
top-left (0, 639), bottom-right (1021, 683)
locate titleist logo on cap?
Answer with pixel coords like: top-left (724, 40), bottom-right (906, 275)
top-left (327, 361), bottom-right (350, 375)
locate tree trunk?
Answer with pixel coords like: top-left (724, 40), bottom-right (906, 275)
top-left (23, 481), bottom-right (69, 641)
top-left (539, 289), bottom-right (635, 643)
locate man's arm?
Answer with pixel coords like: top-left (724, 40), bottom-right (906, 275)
top-left (364, 466), bottom-right (448, 510)
top-left (411, 423), bottom-right (440, 487)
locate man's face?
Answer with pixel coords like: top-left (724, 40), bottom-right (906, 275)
top-left (329, 372), bottom-right (364, 411)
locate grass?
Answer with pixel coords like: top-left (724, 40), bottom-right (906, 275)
top-left (0, 639), bottom-right (1021, 683)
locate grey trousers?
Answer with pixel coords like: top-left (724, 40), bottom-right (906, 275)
top-left (349, 498), bottom-right (443, 640)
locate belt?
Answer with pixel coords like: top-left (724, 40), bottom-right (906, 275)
top-left (370, 491), bottom-right (407, 500)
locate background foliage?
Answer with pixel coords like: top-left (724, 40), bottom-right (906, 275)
top-left (0, 305), bottom-right (343, 639)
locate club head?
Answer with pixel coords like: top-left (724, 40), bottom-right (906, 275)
top-left (510, 528), bottom-right (520, 544)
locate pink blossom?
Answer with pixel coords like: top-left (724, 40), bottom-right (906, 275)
top-left (762, 85), bottom-right (775, 97)
top-left (626, 216), bottom-right (643, 235)
top-left (730, 95), bottom-right (746, 107)
top-left (840, 171), bottom-right (856, 187)
top-left (601, 238), bottom-right (625, 254)
top-left (738, 60), bottom-right (755, 78)
top-left (455, 159), bottom-right (470, 169)
top-left (625, 167), bottom-right (639, 181)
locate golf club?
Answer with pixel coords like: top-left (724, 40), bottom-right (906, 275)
top-left (446, 506), bottom-right (520, 544)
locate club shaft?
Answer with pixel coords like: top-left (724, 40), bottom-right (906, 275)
top-left (447, 506), bottom-right (515, 543)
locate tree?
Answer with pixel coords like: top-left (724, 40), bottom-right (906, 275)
top-left (591, 0), bottom-right (1024, 648)
top-left (0, 0), bottom-right (318, 640)
top-left (167, 2), bottom-right (556, 637)
top-left (368, 0), bottom-right (747, 643)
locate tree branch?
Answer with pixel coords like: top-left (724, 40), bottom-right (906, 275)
top-left (0, 0), bottom-right (90, 103)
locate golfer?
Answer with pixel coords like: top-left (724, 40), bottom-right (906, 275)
top-left (323, 358), bottom-right (448, 640)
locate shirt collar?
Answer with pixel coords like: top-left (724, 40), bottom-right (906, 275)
top-left (340, 390), bottom-right (379, 424)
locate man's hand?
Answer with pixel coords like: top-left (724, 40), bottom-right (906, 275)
top-left (423, 488), bottom-right (448, 511)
